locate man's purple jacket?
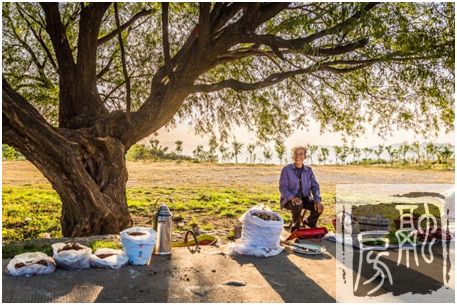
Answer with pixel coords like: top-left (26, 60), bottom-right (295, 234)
top-left (279, 163), bottom-right (322, 208)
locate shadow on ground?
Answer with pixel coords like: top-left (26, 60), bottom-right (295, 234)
top-left (232, 240), bottom-right (336, 302)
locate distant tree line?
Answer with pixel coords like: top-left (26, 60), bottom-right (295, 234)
top-left (5, 139), bottom-right (454, 169)
top-left (126, 135), bottom-right (194, 161)
top-left (125, 135), bottom-right (287, 164)
top-left (327, 141), bottom-right (454, 169)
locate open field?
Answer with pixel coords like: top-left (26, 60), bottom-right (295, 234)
top-left (3, 160), bottom-right (454, 187)
top-left (2, 160), bottom-right (454, 250)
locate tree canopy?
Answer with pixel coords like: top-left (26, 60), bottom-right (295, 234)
top-left (2, 2), bottom-right (455, 237)
top-left (3, 2), bottom-right (454, 146)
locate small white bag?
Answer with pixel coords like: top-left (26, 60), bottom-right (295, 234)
top-left (90, 248), bottom-right (129, 269)
top-left (120, 227), bottom-right (157, 265)
top-left (7, 252), bottom-right (56, 276)
top-left (52, 242), bottom-right (92, 270)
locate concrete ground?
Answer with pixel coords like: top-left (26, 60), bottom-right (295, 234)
top-left (3, 239), bottom-right (455, 303)
top-left (2, 241), bottom-right (337, 303)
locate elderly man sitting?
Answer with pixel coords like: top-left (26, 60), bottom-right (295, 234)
top-left (279, 145), bottom-right (324, 232)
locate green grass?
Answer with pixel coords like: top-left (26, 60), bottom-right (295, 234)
top-left (2, 239), bottom-right (123, 259)
top-left (88, 239), bottom-right (123, 252)
top-left (2, 184), bottom-right (335, 246)
top-left (201, 223), bottom-right (215, 231)
top-left (2, 185), bottom-right (63, 241)
top-left (2, 243), bottom-right (53, 259)
top-left (2, 185), bottom-right (335, 258)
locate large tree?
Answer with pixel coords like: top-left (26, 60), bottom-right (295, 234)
top-left (2, 2), bottom-right (454, 236)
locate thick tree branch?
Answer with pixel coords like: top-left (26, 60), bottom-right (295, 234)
top-left (161, 3), bottom-right (172, 77)
top-left (40, 2), bottom-right (81, 127)
top-left (214, 46), bottom-right (266, 64)
top-left (41, 3), bottom-right (110, 127)
top-left (193, 44), bottom-right (450, 94)
top-left (312, 39), bottom-right (369, 56)
top-left (209, 3), bottom-right (247, 34)
top-left (205, 3), bottom-right (289, 66)
top-left (2, 78), bottom-right (70, 158)
top-left (209, 38), bottom-right (369, 75)
top-left (242, 34), bottom-right (369, 57)
top-left (2, 115), bottom-right (71, 206)
top-left (227, 2), bottom-right (377, 60)
top-left (97, 8), bottom-right (153, 46)
top-left (76, 3), bottom-right (111, 89)
top-left (198, 3), bottom-right (211, 56)
top-left (40, 3), bottom-right (76, 74)
top-left (192, 65), bottom-right (320, 93)
top-left (243, 3), bottom-right (291, 31)
top-left (114, 3), bottom-right (131, 113)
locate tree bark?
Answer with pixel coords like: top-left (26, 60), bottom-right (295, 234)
top-left (4, 123), bottom-right (132, 237)
top-left (3, 79), bottom-right (132, 237)
top-left (56, 132), bottom-right (132, 237)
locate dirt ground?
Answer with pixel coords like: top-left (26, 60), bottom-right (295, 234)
top-left (2, 160), bottom-right (454, 188)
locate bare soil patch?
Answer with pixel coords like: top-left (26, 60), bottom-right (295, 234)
top-left (3, 160), bottom-right (454, 188)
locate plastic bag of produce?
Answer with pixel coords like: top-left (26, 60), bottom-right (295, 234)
top-left (120, 227), bottom-right (156, 265)
top-left (229, 207), bottom-right (284, 257)
top-left (52, 242), bottom-right (92, 270)
top-left (7, 252), bottom-right (56, 277)
top-left (90, 248), bottom-right (129, 269)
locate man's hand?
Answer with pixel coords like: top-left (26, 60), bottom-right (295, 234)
top-left (291, 197), bottom-right (302, 206)
top-left (314, 201), bottom-right (324, 214)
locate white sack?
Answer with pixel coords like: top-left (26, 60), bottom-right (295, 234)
top-left (52, 242), bottom-right (92, 270)
top-left (7, 252), bottom-right (56, 276)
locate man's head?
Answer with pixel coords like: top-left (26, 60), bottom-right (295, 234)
top-left (292, 146), bottom-right (307, 167)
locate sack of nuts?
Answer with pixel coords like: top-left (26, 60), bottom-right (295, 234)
top-left (229, 207), bottom-right (284, 257)
top-left (7, 252), bottom-right (56, 276)
top-left (52, 242), bottom-right (92, 270)
top-left (90, 248), bottom-right (129, 270)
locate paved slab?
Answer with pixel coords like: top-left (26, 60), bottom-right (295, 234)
top-left (2, 241), bottom-right (337, 303)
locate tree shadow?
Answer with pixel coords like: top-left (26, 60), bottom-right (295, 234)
top-left (2, 255), bottom-right (173, 303)
top-left (232, 249), bottom-right (335, 302)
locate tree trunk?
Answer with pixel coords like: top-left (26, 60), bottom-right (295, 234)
top-left (3, 123), bottom-right (132, 237)
top-left (4, 78), bottom-right (132, 237)
top-left (56, 131), bottom-right (132, 237)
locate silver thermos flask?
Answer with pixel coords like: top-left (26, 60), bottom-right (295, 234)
top-left (154, 203), bottom-right (173, 255)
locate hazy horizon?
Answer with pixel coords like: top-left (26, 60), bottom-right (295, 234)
top-left (138, 119), bottom-right (455, 164)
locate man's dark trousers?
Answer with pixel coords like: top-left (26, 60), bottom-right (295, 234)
top-left (284, 196), bottom-right (322, 231)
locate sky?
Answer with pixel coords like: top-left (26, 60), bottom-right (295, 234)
top-left (140, 118), bottom-right (455, 164)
